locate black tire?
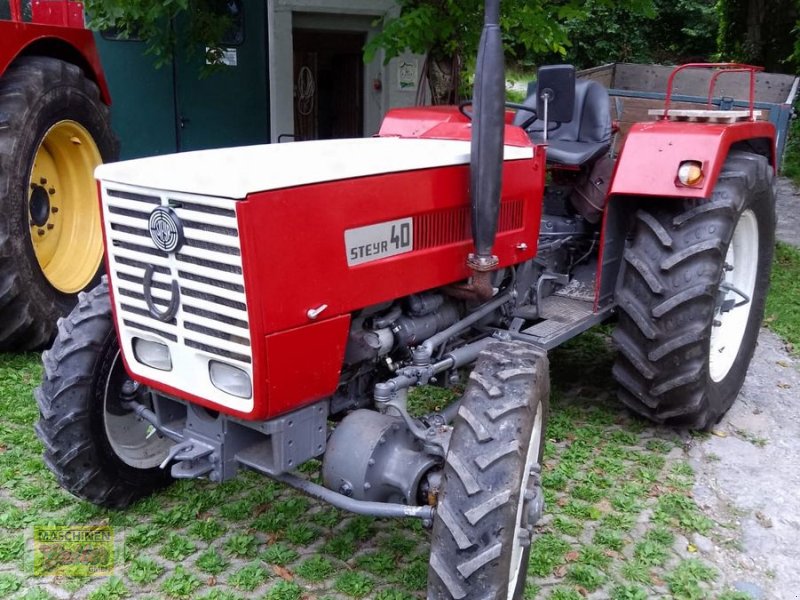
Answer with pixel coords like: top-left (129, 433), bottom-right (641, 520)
top-left (612, 151), bottom-right (775, 429)
top-left (0, 56), bottom-right (118, 351)
top-left (35, 278), bottom-right (173, 508)
top-left (428, 341), bottom-right (549, 600)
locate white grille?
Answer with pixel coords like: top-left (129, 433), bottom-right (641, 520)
top-left (100, 181), bottom-right (253, 413)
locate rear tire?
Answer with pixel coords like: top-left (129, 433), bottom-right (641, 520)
top-left (35, 278), bottom-right (173, 508)
top-left (428, 342), bottom-right (549, 600)
top-left (612, 151), bottom-right (775, 429)
top-left (0, 57), bottom-right (118, 351)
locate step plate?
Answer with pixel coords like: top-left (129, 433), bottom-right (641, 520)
top-left (519, 296), bottom-right (607, 349)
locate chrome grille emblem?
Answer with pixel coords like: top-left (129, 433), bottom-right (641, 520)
top-left (149, 206), bottom-right (184, 253)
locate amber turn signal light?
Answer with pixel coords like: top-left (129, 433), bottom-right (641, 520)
top-left (677, 161), bottom-right (704, 186)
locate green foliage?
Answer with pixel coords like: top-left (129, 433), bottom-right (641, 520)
top-left (766, 242), bottom-right (800, 353)
top-left (567, 0), bottom-right (717, 68)
top-left (87, 577), bottom-right (129, 600)
top-left (334, 572), bottom-right (374, 597)
top-left (718, 0), bottom-right (798, 73)
top-left (161, 566), bottom-right (202, 598)
top-left (265, 581), bottom-right (303, 600)
top-left (666, 559), bottom-right (717, 599)
top-left (84, 0), bottom-right (237, 70)
top-left (364, 0), bottom-right (655, 67)
top-left (126, 556), bottom-right (164, 585)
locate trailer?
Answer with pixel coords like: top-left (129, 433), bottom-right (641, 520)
top-left (578, 62), bottom-right (798, 167)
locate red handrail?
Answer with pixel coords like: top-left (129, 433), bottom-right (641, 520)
top-left (662, 63), bottom-right (764, 122)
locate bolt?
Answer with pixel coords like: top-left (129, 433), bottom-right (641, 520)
top-left (39, 177), bottom-right (47, 185)
top-left (724, 262), bottom-right (734, 272)
top-left (37, 229), bottom-right (45, 236)
top-left (51, 207), bottom-right (59, 214)
top-left (713, 319), bottom-right (722, 327)
top-left (339, 483), bottom-right (353, 497)
top-left (48, 187), bottom-right (56, 195)
top-left (367, 458), bottom-right (375, 466)
top-left (517, 529), bottom-right (531, 547)
top-left (364, 482), bottom-right (372, 490)
top-left (47, 224), bottom-right (54, 230)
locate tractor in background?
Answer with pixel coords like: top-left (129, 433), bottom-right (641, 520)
top-left (35, 0), bottom-right (776, 597)
top-left (0, 0), bottom-right (117, 351)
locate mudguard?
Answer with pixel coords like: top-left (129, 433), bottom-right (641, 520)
top-left (609, 119), bottom-right (776, 199)
top-left (0, 22), bottom-right (111, 104)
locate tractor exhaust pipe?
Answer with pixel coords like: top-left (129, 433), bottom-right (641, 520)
top-left (468, 0), bottom-right (505, 280)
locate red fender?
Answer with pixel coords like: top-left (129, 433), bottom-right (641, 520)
top-left (609, 120), bottom-right (776, 199)
top-left (0, 22), bottom-right (111, 104)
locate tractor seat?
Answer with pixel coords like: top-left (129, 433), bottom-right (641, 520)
top-left (514, 79), bottom-right (612, 167)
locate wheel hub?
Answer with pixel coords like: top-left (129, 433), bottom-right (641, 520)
top-left (29, 184), bottom-right (52, 227)
top-left (103, 353), bottom-right (172, 470)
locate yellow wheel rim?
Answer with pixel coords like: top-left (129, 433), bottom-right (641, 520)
top-left (28, 120), bottom-right (104, 294)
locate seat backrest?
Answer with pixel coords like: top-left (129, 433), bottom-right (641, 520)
top-left (514, 79), bottom-right (612, 145)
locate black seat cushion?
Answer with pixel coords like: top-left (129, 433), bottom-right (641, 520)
top-left (514, 79), bottom-right (612, 167)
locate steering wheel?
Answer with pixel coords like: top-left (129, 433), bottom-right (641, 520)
top-left (458, 101), bottom-right (538, 129)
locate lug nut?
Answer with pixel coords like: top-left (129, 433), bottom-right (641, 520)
top-left (51, 207), bottom-right (59, 214)
top-left (39, 177), bottom-right (47, 185)
top-left (47, 224), bottom-right (54, 230)
top-left (37, 229), bottom-right (45, 236)
top-left (48, 188), bottom-right (56, 195)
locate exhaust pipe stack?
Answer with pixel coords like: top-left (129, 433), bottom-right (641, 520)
top-left (468, 0), bottom-right (505, 276)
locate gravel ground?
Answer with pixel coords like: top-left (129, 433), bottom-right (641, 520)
top-left (685, 177), bottom-right (800, 599)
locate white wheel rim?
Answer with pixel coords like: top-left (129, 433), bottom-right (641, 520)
top-left (507, 400), bottom-right (544, 598)
top-left (104, 352), bottom-right (172, 469)
top-left (708, 209), bottom-right (759, 382)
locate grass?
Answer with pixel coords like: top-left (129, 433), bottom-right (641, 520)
top-left (765, 242), bottom-right (800, 354)
top-left (780, 101), bottom-right (800, 185)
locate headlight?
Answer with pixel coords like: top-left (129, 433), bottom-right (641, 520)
top-left (132, 338), bottom-right (172, 371)
top-left (209, 361), bottom-right (252, 399)
top-left (677, 160), bottom-right (704, 186)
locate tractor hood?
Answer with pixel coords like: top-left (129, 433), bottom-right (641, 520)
top-left (94, 137), bottom-right (534, 199)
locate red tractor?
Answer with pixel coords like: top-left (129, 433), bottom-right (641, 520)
top-left (36, 2), bottom-right (776, 598)
top-left (0, 0), bottom-right (116, 350)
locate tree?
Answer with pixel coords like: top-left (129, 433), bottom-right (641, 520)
top-left (718, 0), bottom-right (798, 73)
top-left (565, 0), bottom-right (717, 68)
top-left (83, 0), bottom-right (237, 69)
top-left (364, 0), bottom-right (655, 104)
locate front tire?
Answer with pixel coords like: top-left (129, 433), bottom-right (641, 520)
top-left (612, 151), bottom-right (775, 429)
top-left (35, 278), bottom-right (173, 508)
top-left (428, 342), bottom-right (549, 600)
top-left (0, 57), bottom-right (118, 351)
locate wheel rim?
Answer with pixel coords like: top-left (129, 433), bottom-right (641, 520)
top-left (507, 399), bottom-right (544, 598)
top-left (28, 120), bottom-right (104, 294)
top-left (103, 351), bottom-right (172, 469)
top-left (708, 209), bottom-right (759, 383)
